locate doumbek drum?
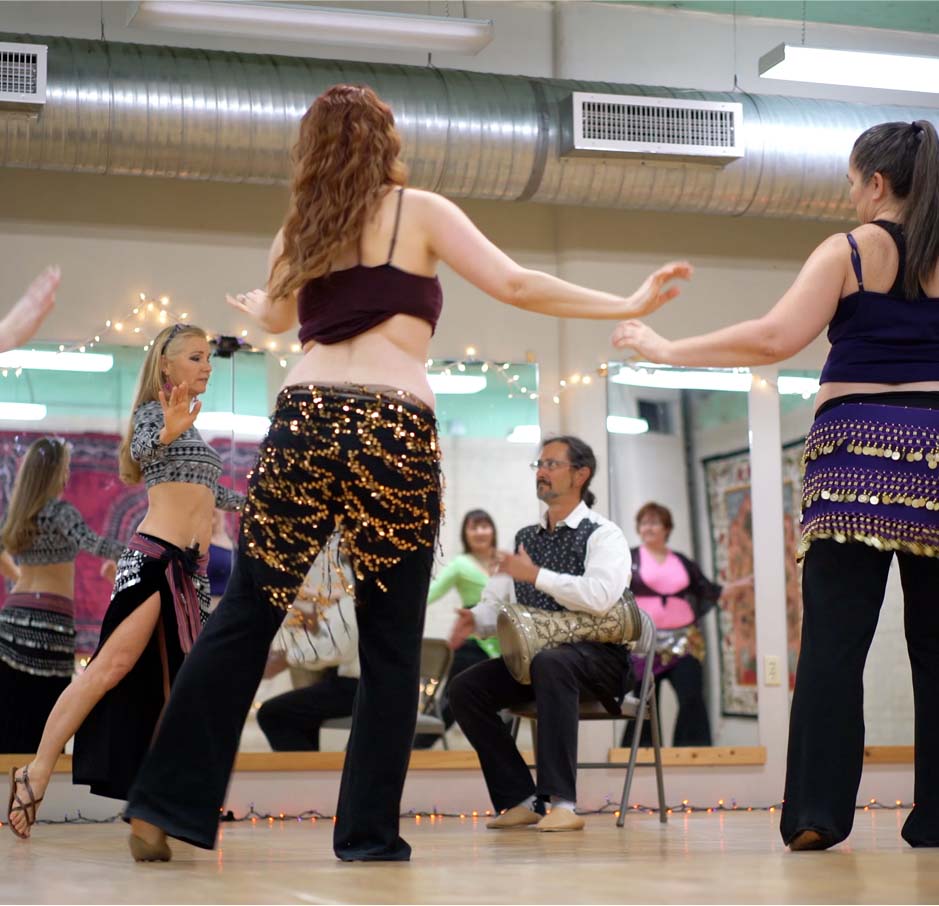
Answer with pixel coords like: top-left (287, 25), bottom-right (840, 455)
top-left (497, 591), bottom-right (642, 684)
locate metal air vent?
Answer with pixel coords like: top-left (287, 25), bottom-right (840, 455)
top-left (0, 42), bottom-right (47, 113)
top-left (560, 92), bottom-right (744, 164)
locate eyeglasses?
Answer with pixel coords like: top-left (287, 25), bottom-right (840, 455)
top-left (529, 459), bottom-right (572, 472)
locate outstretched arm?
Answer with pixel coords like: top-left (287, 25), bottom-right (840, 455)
top-left (611, 234), bottom-right (848, 366)
top-left (421, 192), bottom-right (692, 320)
top-left (0, 267), bottom-right (60, 353)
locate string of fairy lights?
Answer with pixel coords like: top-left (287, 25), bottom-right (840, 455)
top-left (0, 295), bottom-right (614, 407)
top-left (6, 797), bottom-right (914, 829)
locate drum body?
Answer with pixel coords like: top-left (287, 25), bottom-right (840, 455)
top-left (497, 591), bottom-right (642, 684)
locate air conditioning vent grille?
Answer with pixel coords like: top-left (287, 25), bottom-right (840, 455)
top-left (562, 92), bottom-right (744, 164)
top-left (0, 42), bottom-right (48, 111)
top-left (582, 101), bottom-right (737, 148)
top-left (0, 50), bottom-right (39, 95)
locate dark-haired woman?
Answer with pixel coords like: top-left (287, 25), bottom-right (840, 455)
top-left (615, 120), bottom-right (939, 851)
top-left (414, 509), bottom-right (501, 748)
top-left (0, 438), bottom-right (123, 755)
top-left (123, 83), bottom-right (692, 863)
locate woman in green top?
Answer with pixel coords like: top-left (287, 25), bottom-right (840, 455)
top-left (414, 509), bottom-right (500, 748)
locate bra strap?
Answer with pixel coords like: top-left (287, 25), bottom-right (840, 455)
top-left (846, 233), bottom-right (864, 291)
top-left (386, 187), bottom-right (405, 265)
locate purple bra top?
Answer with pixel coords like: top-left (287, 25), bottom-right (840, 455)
top-left (297, 188), bottom-right (443, 346)
top-left (820, 220), bottom-right (939, 385)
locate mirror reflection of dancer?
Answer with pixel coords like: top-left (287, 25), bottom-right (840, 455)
top-left (0, 439), bottom-right (123, 755)
top-left (614, 121), bottom-right (939, 852)
top-left (122, 84), bottom-right (692, 863)
top-left (7, 324), bottom-right (244, 844)
top-left (0, 267), bottom-right (60, 354)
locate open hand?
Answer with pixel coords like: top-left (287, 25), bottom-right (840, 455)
top-left (628, 261), bottom-right (693, 317)
top-left (158, 382), bottom-right (201, 442)
top-left (449, 608), bottom-right (476, 650)
top-left (226, 289), bottom-right (270, 323)
top-left (611, 319), bottom-right (671, 363)
top-left (1, 267), bottom-right (61, 352)
top-left (496, 544), bottom-right (539, 584)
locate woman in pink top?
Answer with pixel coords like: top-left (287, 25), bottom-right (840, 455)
top-left (623, 501), bottom-right (740, 747)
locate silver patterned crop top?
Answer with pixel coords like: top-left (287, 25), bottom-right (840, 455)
top-left (131, 401), bottom-right (245, 511)
top-left (0, 499), bottom-right (125, 565)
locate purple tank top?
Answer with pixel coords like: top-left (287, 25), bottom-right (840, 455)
top-left (297, 188), bottom-right (443, 346)
top-left (820, 220), bottom-right (939, 385)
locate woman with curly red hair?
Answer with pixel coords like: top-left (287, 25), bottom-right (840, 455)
top-left (123, 84), bottom-right (692, 863)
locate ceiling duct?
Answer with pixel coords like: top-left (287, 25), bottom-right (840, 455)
top-left (0, 34), bottom-right (937, 221)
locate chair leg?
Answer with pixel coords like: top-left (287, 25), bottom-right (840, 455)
top-left (616, 709), bottom-right (646, 828)
top-left (509, 715), bottom-right (521, 740)
top-left (649, 692), bottom-right (667, 824)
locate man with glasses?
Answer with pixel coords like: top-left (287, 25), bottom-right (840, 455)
top-left (448, 436), bottom-right (632, 832)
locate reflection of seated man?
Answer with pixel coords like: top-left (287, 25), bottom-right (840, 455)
top-left (257, 570), bottom-right (359, 751)
top-left (448, 436), bottom-right (631, 833)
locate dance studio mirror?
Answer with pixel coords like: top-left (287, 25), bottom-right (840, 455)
top-left (779, 369), bottom-right (914, 749)
top-left (606, 362), bottom-right (761, 750)
top-left (0, 344), bottom-right (541, 759)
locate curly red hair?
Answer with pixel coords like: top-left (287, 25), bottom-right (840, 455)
top-left (269, 84), bottom-right (408, 306)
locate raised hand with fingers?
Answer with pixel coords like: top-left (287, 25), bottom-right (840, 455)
top-left (449, 608), bottom-right (476, 651)
top-left (1, 267), bottom-right (61, 353)
top-left (158, 382), bottom-right (201, 445)
top-left (611, 319), bottom-right (672, 363)
top-left (627, 261), bottom-right (693, 318)
top-left (226, 289), bottom-right (271, 324)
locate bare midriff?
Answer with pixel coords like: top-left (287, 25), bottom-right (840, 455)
top-left (136, 482), bottom-right (216, 554)
top-left (12, 561), bottom-right (76, 598)
top-left (290, 314), bottom-right (435, 410)
top-left (815, 380), bottom-right (939, 413)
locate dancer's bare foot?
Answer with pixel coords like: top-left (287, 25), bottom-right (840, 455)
top-left (128, 818), bottom-right (172, 862)
top-left (7, 763), bottom-right (49, 839)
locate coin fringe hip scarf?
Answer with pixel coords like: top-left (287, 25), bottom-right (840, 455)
top-left (800, 400), bottom-right (939, 559)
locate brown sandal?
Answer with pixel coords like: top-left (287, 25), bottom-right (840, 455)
top-left (7, 765), bottom-right (43, 839)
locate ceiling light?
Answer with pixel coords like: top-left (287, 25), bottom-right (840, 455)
top-left (0, 403), bottom-right (47, 421)
top-left (606, 415), bottom-right (650, 435)
top-left (506, 425), bottom-right (541, 445)
top-left (428, 374), bottom-right (487, 395)
top-left (611, 363), bottom-right (752, 393)
top-left (0, 350), bottom-right (114, 373)
top-left (128, 2), bottom-right (495, 54)
top-left (776, 375), bottom-right (820, 397)
top-left (759, 43), bottom-right (939, 94)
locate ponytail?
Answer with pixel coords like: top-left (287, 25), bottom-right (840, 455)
top-left (904, 120), bottom-right (939, 298)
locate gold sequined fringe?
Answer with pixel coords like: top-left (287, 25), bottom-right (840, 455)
top-left (241, 385), bottom-right (443, 613)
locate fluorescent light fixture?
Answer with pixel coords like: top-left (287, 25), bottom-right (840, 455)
top-left (759, 43), bottom-right (939, 94)
top-left (612, 363), bottom-right (752, 393)
top-left (428, 374), bottom-right (487, 395)
top-left (506, 424), bottom-right (541, 445)
top-left (606, 415), bottom-right (650, 435)
top-left (0, 403), bottom-right (47, 421)
top-left (0, 350), bottom-right (114, 373)
top-left (128, 2), bottom-right (495, 54)
top-left (196, 411), bottom-right (271, 438)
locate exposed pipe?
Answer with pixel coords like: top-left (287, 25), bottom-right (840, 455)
top-left (1, 33), bottom-right (936, 221)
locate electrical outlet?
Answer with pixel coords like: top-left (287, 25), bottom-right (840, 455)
top-left (764, 655), bottom-right (782, 686)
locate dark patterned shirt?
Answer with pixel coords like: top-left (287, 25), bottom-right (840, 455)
top-left (131, 401), bottom-right (245, 511)
top-left (0, 499), bottom-right (124, 565)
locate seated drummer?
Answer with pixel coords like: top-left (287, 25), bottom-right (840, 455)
top-left (448, 435), bottom-right (632, 832)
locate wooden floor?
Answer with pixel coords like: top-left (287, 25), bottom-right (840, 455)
top-left (3, 811), bottom-right (938, 904)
